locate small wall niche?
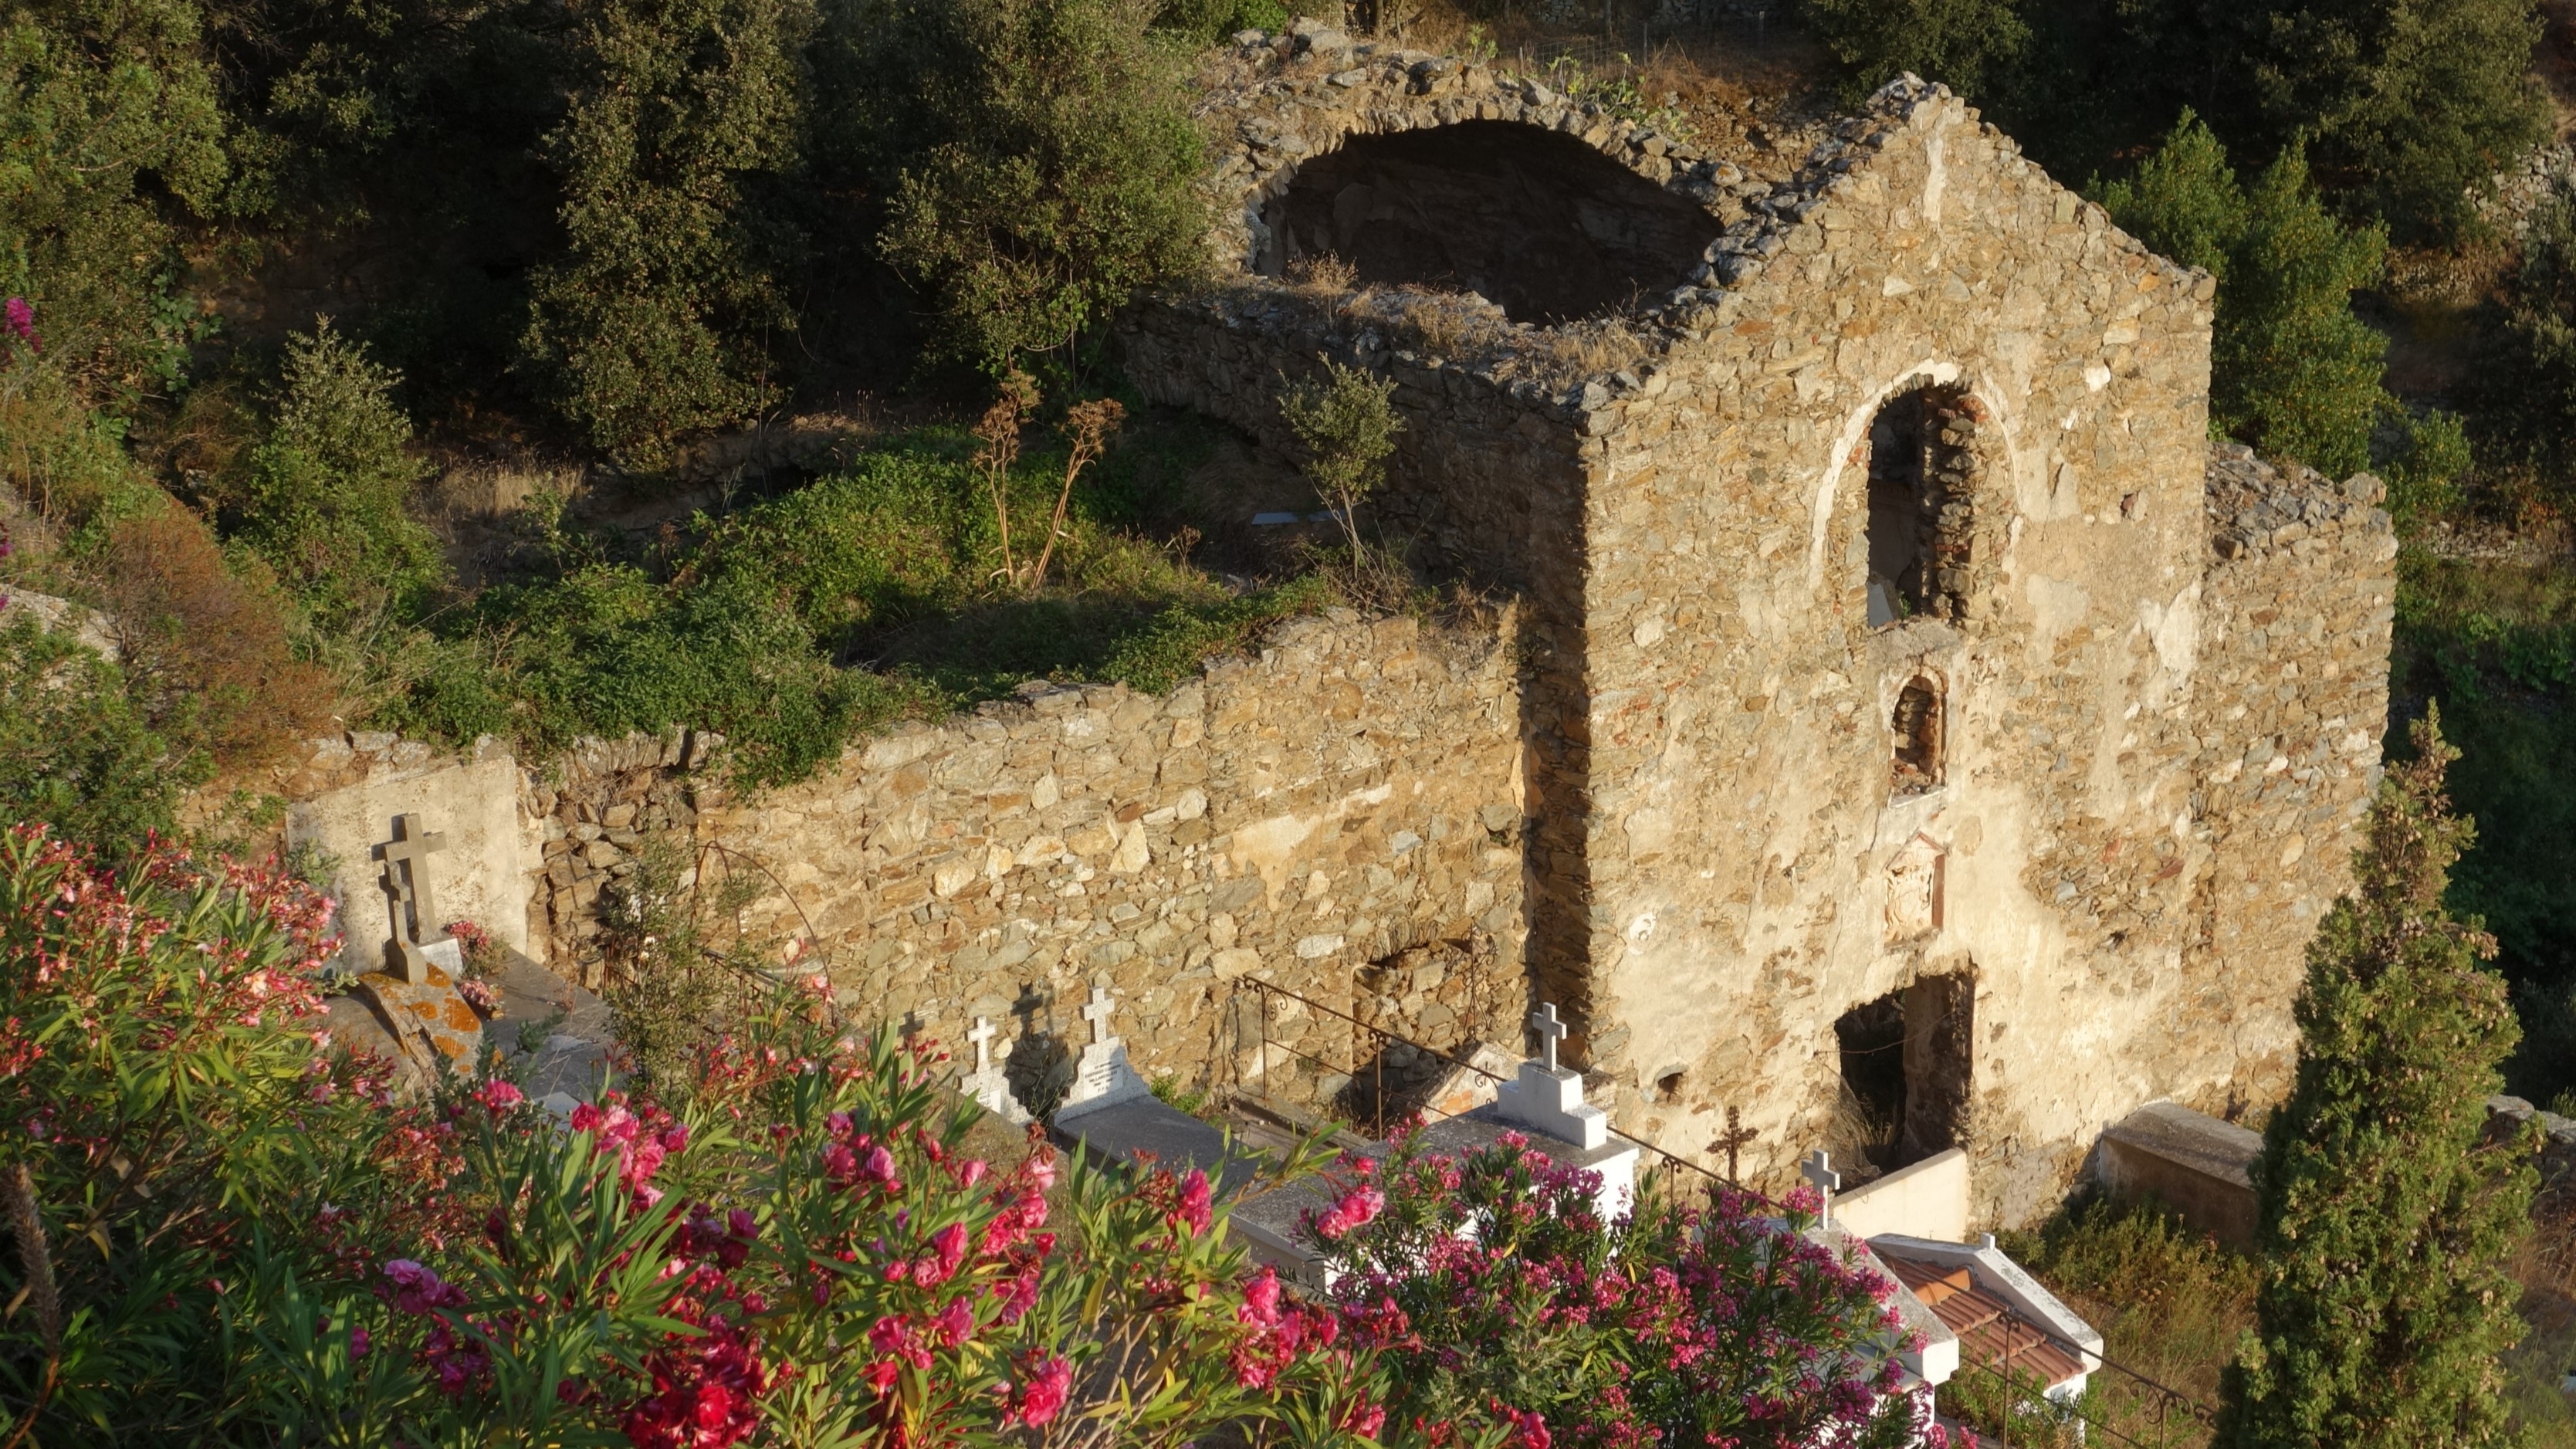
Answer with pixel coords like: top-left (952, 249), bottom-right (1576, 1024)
top-left (1891, 676), bottom-right (1944, 797)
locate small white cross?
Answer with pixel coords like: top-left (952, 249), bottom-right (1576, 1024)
top-left (968, 1017), bottom-right (997, 1073)
top-left (1080, 987), bottom-right (1117, 1045)
top-left (1802, 1149), bottom-right (1842, 1230)
top-left (1529, 1003), bottom-right (1568, 1072)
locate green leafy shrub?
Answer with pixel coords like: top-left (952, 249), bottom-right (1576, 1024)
top-left (0, 0), bottom-right (225, 401)
top-left (1279, 361), bottom-right (1403, 564)
top-left (2471, 181), bottom-right (2576, 501)
top-left (2379, 408), bottom-right (2471, 528)
top-left (2388, 553), bottom-right (2576, 1106)
top-left (222, 321), bottom-right (445, 645)
top-left (1796, 0), bottom-right (2029, 104)
top-left (2097, 115), bottom-right (2389, 478)
top-left (861, 0), bottom-right (1208, 373)
top-left (2222, 711), bottom-right (2537, 1448)
top-left (427, 425), bottom-right (1330, 785)
top-left (520, 0), bottom-right (814, 466)
top-left (2229, 0), bottom-right (2546, 243)
top-left (0, 610), bottom-right (207, 853)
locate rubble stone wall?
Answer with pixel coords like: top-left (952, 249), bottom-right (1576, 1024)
top-left (523, 610), bottom-right (1532, 1105)
top-left (2175, 448), bottom-right (2398, 1099)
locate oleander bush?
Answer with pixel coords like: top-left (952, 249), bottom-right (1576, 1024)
top-left (1318, 1129), bottom-right (1948, 1449)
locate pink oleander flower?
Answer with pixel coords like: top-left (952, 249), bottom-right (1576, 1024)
top-left (1010, 1353), bottom-right (1072, 1427)
top-left (1173, 1168), bottom-right (1213, 1237)
top-left (3, 298), bottom-right (36, 353)
top-left (472, 1079), bottom-right (523, 1116)
top-left (1310, 1185), bottom-right (1385, 1241)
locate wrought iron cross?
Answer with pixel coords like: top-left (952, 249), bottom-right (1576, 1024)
top-left (1529, 1002), bottom-right (1568, 1072)
top-left (1710, 1105), bottom-right (1758, 1185)
top-left (968, 1017), bottom-right (998, 1074)
top-left (1081, 987), bottom-right (1117, 1045)
top-left (1802, 1149), bottom-right (1842, 1231)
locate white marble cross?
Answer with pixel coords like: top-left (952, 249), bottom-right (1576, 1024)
top-left (1529, 1002), bottom-right (1568, 1072)
top-left (1081, 987), bottom-right (1118, 1045)
top-left (1803, 1148), bottom-right (1843, 1230)
top-left (969, 1016), bottom-right (998, 1074)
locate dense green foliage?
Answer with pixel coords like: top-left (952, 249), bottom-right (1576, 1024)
top-left (393, 420), bottom-right (1332, 784)
top-left (0, 611), bottom-right (206, 852)
top-left (1, 0), bottom-right (225, 396)
top-left (218, 322), bottom-right (445, 643)
top-left (2095, 116), bottom-right (2391, 476)
top-left (2222, 713), bottom-right (2536, 1448)
top-left (2472, 181), bottom-right (2576, 493)
top-left (861, 0), bottom-right (1210, 374)
top-left (1798, 0), bottom-right (2547, 245)
top-left (521, 0), bottom-right (814, 462)
top-left (2390, 554), bottom-right (2576, 1107)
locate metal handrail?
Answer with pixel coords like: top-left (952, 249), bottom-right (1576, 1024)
top-left (1946, 1296), bottom-right (2216, 1449)
top-left (1237, 977), bottom-right (1781, 1205)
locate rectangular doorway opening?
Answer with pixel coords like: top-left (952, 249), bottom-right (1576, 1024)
top-left (1831, 970), bottom-right (1975, 1175)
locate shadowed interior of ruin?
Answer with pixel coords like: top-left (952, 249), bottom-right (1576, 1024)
top-left (1261, 120), bottom-right (1721, 323)
top-left (1834, 973), bottom-right (1975, 1174)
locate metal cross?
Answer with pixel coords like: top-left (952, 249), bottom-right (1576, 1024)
top-left (968, 1017), bottom-right (998, 1073)
top-left (1710, 1105), bottom-right (1758, 1185)
top-left (372, 813), bottom-right (448, 947)
top-left (1080, 987), bottom-right (1117, 1045)
top-left (1802, 1149), bottom-right (1843, 1231)
top-left (1528, 1002), bottom-right (1568, 1072)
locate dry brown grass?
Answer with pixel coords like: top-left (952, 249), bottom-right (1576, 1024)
top-left (1287, 252), bottom-right (1359, 293)
top-left (1532, 320), bottom-right (1650, 388)
top-left (93, 508), bottom-right (337, 767)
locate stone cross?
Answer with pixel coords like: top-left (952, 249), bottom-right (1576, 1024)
top-left (371, 813), bottom-right (448, 984)
top-left (1081, 987), bottom-right (1118, 1045)
top-left (1802, 1149), bottom-right (1843, 1231)
top-left (1529, 1002), bottom-right (1568, 1072)
top-left (969, 1016), bottom-right (998, 1074)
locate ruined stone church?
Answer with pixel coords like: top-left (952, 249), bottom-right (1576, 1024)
top-left (279, 39), bottom-right (2394, 1227)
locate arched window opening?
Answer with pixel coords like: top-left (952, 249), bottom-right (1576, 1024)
top-left (1891, 677), bottom-right (1943, 797)
top-left (1864, 384), bottom-right (1982, 627)
top-left (1261, 121), bottom-right (1719, 324)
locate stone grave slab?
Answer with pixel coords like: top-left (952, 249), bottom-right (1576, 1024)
top-left (1052, 1093), bottom-right (1263, 1194)
top-left (2097, 1101), bottom-right (2261, 1245)
top-left (286, 753), bottom-right (530, 977)
top-left (484, 948), bottom-right (615, 1103)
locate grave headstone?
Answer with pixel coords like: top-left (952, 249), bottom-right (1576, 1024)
top-left (374, 812), bottom-right (456, 983)
top-left (962, 1016), bottom-right (1031, 1125)
top-left (1055, 987), bottom-right (1150, 1121)
top-left (1492, 1004), bottom-right (1611, 1150)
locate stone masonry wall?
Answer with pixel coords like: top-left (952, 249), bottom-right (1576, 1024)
top-left (2172, 447), bottom-right (2397, 1102)
top-left (522, 609), bottom-right (1531, 1109)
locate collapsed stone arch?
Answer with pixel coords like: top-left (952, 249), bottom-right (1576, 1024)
top-left (1255, 120), bottom-right (1722, 324)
